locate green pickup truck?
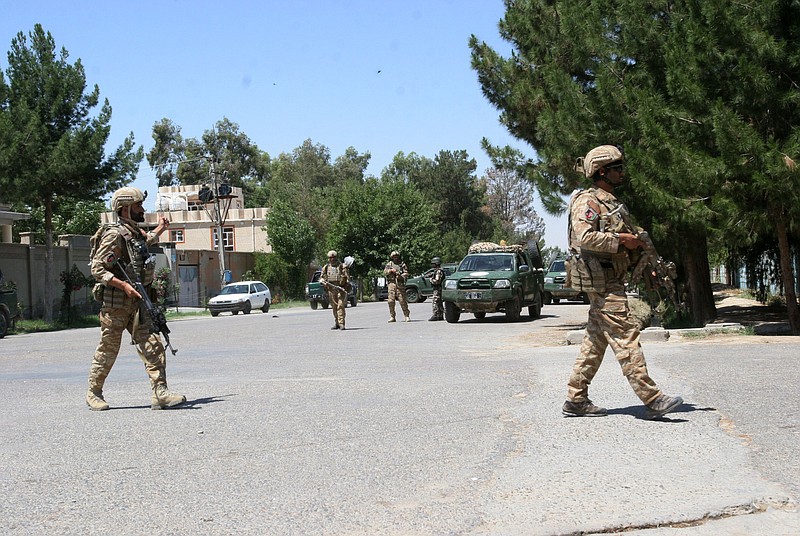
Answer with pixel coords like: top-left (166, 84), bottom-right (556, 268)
top-left (442, 242), bottom-right (545, 323)
top-left (305, 270), bottom-right (357, 309)
top-left (404, 263), bottom-right (458, 303)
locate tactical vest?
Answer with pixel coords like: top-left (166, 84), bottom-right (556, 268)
top-left (90, 223), bottom-right (155, 304)
top-left (565, 189), bottom-right (631, 293)
top-left (385, 261), bottom-right (406, 284)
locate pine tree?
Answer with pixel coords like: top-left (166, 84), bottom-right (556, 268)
top-left (0, 25), bottom-right (142, 321)
top-left (471, 1), bottom-right (800, 331)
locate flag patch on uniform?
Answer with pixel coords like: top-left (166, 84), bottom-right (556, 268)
top-left (584, 207), bottom-right (598, 221)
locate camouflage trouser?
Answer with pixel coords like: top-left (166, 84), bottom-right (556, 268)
top-left (88, 300), bottom-right (168, 393)
top-left (387, 282), bottom-right (409, 318)
top-left (328, 288), bottom-right (347, 327)
top-left (431, 287), bottom-right (443, 318)
top-left (567, 284), bottom-right (661, 405)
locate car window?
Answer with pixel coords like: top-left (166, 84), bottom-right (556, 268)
top-left (221, 284), bottom-right (248, 295)
top-left (311, 272), bottom-right (321, 283)
top-left (255, 283), bottom-right (267, 292)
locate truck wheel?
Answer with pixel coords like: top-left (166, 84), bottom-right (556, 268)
top-left (581, 293), bottom-right (590, 304)
top-left (552, 297), bottom-right (560, 304)
top-left (322, 301), bottom-right (330, 309)
top-left (350, 295), bottom-right (357, 307)
top-left (543, 292), bottom-right (552, 305)
top-left (0, 308), bottom-right (9, 338)
top-left (444, 302), bottom-right (461, 323)
top-left (505, 293), bottom-right (521, 321)
top-left (474, 312), bottom-right (486, 320)
top-left (210, 311), bottom-right (219, 317)
top-left (406, 287), bottom-right (419, 303)
top-left (310, 300), bottom-right (318, 310)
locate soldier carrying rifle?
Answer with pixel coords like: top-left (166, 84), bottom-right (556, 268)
top-left (562, 145), bottom-right (683, 420)
top-left (85, 187), bottom-right (186, 411)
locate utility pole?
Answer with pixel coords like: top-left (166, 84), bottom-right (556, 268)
top-left (199, 160), bottom-right (235, 288)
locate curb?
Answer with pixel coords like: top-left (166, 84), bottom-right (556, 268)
top-left (566, 323), bottom-right (747, 345)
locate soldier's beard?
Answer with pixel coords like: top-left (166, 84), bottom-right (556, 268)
top-left (131, 211), bottom-right (145, 223)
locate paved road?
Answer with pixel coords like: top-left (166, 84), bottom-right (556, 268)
top-left (0, 300), bottom-right (797, 535)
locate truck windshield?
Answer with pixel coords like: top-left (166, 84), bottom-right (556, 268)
top-left (458, 254), bottom-right (514, 272)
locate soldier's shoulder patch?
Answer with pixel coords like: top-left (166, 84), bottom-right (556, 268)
top-left (584, 206), bottom-right (599, 222)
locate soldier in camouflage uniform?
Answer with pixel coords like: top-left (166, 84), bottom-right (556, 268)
top-left (86, 187), bottom-right (186, 411)
top-left (563, 145), bottom-right (682, 420)
top-left (428, 257), bottom-right (445, 321)
top-left (384, 250), bottom-right (410, 322)
top-left (320, 250), bottom-right (349, 330)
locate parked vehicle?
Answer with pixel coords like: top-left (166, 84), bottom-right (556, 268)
top-left (442, 242), bottom-right (545, 323)
top-left (543, 258), bottom-right (589, 304)
top-left (208, 281), bottom-right (272, 316)
top-left (404, 263), bottom-right (458, 303)
top-left (305, 270), bottom-right (357, 309)
top-left (0, 287), bottom-right (20, 339)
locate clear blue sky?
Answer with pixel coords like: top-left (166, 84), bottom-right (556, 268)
top-left (1, 0), bottom-right (568, 249)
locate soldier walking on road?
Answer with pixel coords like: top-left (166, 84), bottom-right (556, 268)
top-left (384, 250), bottom-right (410, 322)
top-left (320, 250), bottom-right (350, 330)
top-left (563, 145), bottom-right (682, 420)
top-left (428, 257), bottom-right (445, 321)
top-left (86, 187), bottom-right (186, 411)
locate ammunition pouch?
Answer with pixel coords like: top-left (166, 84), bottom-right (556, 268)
top-left (92, 283), bottom-right (105, 303)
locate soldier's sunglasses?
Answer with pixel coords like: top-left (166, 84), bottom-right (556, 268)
top-left (606, 163), bottom-right (624, 172)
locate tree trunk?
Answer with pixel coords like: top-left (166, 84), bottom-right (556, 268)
top-left (681, 231), bottom-right (716, 327)
top-left (44, 196), bottom-right (54, 323)
top-left (775, 217), bottom-right (800, 335)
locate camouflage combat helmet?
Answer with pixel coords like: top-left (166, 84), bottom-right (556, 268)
top-left (111, 187), bottom-right (147, 212)
top-left (431, 256), bottom-right (441, 265)
top-left (577, 145), bottom-right (624, 179)
top-left (390, 250), bottom-right (400, 258)
top-left (327, 250), bottom-right (338, 258)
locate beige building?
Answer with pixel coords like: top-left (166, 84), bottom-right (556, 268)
top-left (100, 185), bottom-right (271, 254)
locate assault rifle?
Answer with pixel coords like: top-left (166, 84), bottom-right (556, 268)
top-left (114, 256), bottom-right (178, 355)
top-left (628, 230), bottom-right (681, 315)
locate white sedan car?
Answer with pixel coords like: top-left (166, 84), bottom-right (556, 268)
top-left (208, 281), bottom-right (272, 316)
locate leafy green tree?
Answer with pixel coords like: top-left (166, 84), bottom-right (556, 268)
top-left (0, 25), bottom-right (142, 321)
top-left (327, 178), bottom-right (438, 279)
top-left (382, 150), bottom-right (493, 240)
top-left (146, 117), bottom-right (270, 202)
top-left (265, 200), bottom-right (317, 298)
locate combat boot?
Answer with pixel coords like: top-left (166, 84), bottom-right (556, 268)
top-left (403, 316), bottom-right (410, 322)
top-left (644, 394), bottom-right (683, 420)
top-left (86, 389), bottom-right (110, 411)
top-left (562, 399), bottom-right (607, 417)
top-left (428, 315), bottom-right (438, 321)
top-left (387, 317), bottom-right (396, 323)
top-left (151, 384), bottom-right (186, 410)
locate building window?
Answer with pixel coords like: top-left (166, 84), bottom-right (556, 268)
top-left (212, 227), bottom-right (235, 251)
top-left (169, 229), bottom-right (185, 243)
top-left (187, 200), bottom-right (205, 211)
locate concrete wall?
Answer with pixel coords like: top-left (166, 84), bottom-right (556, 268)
top-left (0, 235), bottom-right (258, 317)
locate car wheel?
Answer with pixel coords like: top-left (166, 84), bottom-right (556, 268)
top-left (444, 302), bottom-right (461, 323)
top-left (552, 297), bottom-right (561, 304)
top-left (262, 300), bottom-right (270, 313)
top-left (310, 300), bottom-right (318, 310)
top-left (474, 312), bottom-right (486, 320)
top-left (242, 301), bottom-right (252, 314)
top-left (406, 287), bottom-right (419, 303)
top-left (210, 311), bottom-right (219, 317)
top-left (0, 308), bottom-right (9, 338)
top-left (505, 293), bottom-right (522, 321)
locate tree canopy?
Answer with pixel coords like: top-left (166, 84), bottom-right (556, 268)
top-left (0, 24), bottom-right (142, 320)
top-left (470, 0), bottom-right (800, 331)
